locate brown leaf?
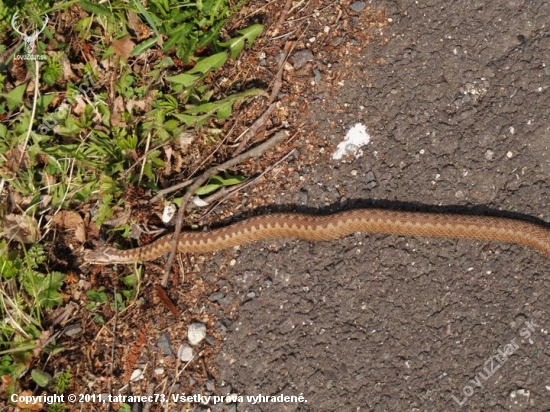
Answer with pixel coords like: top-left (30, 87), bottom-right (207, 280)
top-left (112, 35), bottom-right (135, 61)
top-left (16, 390), bottom-right (43, 410)
top-left (127, 11), bottom-right (152, 41)
top-left (110, 95), bottom-right (127, 127)
top-left (126, 89), bottom-right (155, 112)
top-left (4, 146), bottom-right (30, 173)
top-left (51, 210), bottom-right (86, 242)
top-left (3, 214), bottom-right (40, 243)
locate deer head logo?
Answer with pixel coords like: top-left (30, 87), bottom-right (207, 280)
top-left (11, 12), bottom-right (49, 54)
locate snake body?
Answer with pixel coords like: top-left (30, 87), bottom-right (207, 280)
top-left (83, 209), bottom-right (550, 263)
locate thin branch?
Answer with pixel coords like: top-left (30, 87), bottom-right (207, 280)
top-left (149, 179), bottom-right (193, 204)
top-left (160, 130), bottom-right (288, 286)
top-left (233, 103), bottom-right (277, 155)
top-left (278, 0), bottom-right (295, 28)
top-left (138, 132), bottom-right (152, 185)
top-left (233, 42), bottom-right (292, 155)
top-left (200, 146), bottom-right (298, 222)
top-left (19, 59), bottom-right (40, 166)
top-left (149, 125), bottom-right (242, 203)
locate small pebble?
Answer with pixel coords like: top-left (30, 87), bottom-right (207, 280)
top-left (188, 323), bottom-right (207, 345)
top-left (350, 1), bottom-right (366, 12)
top-left (365, 170), bottom-right (377, 189)
top-left (130, 369), bottom-right (144, 381)
top-left (177, 344), bottom-right (193, 362)
top-left (64, 324), bottom-right (82, 337)
top-left (293, 49), bottom-right (314, 69)
top-left (485, 149), bottom-right (494, 160)
top-left (209, 291), bottom-right (225, 302)
top-left (506, 151), bottom-right (513, 158)
top-left (157, 332), bottom-right (175, 357)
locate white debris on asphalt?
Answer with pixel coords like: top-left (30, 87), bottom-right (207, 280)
top-left (332, 123), bottom-right (371, 160)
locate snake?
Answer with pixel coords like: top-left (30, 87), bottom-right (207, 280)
top-left (83, 209), bottom-right (550, 264)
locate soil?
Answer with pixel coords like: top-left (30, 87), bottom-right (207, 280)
top-left (30, 0), bottom-right (550, 411)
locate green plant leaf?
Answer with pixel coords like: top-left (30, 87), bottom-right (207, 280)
top-left (35, 272), bottom-right (65, 308)
top-left (2, 83), bottom-right (27, 111)
top-left (36, 93), bottom-right (55, 113)
top-left (79, 0), bottom-right (114, 17)
top-left (221, 172), bottom-right (246, 185)
top-left (75, 16), bottom-right (93, 38)
top-left (87, 289), bottom-right (108, 304)
top-left (31, 369), bottom-right (52, 387)
top-left (216, 100), bottom-right (233, 119)
top-left (195, 182), bottom-right (222, 196)
top-left (132, 37), bottom-right (159, 56)
top-left (219, 24), bottom-right (263, 59)
top-left (121, 274), bottom-right (137, 287)
top-left (172, 88), bottom-right (267, 127)
top-left (133, 0), bottom-right (160, 39)
top-left (165, 73), bottom-right (200, 87)
top-left (195, 173), bottom-right (245, 195)
top-left (188, 51), bottom-right (228, 74)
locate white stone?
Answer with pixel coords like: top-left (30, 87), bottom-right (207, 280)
top-left (188, 323), bottom-right (207, 345)
top-left (177, 344), bottom-right (194, 362)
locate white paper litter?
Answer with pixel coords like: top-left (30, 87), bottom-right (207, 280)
top-left (332, 123), bottom-right (371, 160)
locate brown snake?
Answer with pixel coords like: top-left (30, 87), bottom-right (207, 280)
top-left (83, 209), bottom-right (550, 264)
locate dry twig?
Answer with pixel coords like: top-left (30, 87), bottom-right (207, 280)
top-left (160, 130), bottom-right (288, 286)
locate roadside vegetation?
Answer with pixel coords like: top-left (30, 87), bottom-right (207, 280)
top-left (0, 0), bottom-right (263, 407)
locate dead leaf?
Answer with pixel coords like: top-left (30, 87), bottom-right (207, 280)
top-left (60, 54), bottom-right (76, 80)
top-left (155, 284), bottom-right (181, 317)
top-left (177, 130), bottom-right (195, 148)
top-left (127, 11), bottom-right (152, 41)
top-left (32, 330), bottom-right (53, 358)
top-left (126, 89), bottom-right (155, 112)
top-left (2, 214), bottom-right (40, 243)
top-left (69, 95), bottom-right (87, 116)
top-left (110, 95), bottom-right (127, 127)
top-left (15, 390), bottom-right (43, 411)
top-left (112, 35), bottom-right (135, 61)
top-left (51, 210), bottom-right (86, 242)
top-left (4, 146), bottom-right (30, 173)
top-left (86, 220), bottom-right (100, 238)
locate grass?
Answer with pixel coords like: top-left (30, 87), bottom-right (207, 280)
top-left (0, 0), bottom-right (264, 405)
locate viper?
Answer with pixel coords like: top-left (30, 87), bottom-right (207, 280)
top-left (83, 209), bottom-right (550, 264)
